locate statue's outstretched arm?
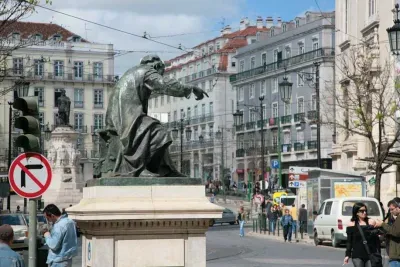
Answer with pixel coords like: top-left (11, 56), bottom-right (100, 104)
top-left (145, 69), bottom-right (193, 98)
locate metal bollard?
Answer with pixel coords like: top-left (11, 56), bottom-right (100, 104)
top-left (277, 221), bottom-right (280, 237)
top-left (256, 219), bottom-right (258, 233)
top-left (253, 219), bottom-right (255, 232)
top-left (268, 218), bottom-right (270, 235)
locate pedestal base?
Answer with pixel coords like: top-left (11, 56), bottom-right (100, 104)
top-left (67, 178), bottom-right (223, 267)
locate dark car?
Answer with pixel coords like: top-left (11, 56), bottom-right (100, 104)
top-left (209, 208), bottom-right (236, 226)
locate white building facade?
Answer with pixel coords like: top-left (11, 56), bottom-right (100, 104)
top-left (333, 0), bottom-right (398, 205)
top-left (0, 22), bottom-right (115, 180)
top-left (148, 18), bottom-right (268, 182)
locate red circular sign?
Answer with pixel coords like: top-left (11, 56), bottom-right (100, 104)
top-left (9, 152), bottom-right (52, 198)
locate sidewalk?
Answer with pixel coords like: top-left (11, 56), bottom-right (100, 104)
top-left (247, 230), bottom-right (314, 245)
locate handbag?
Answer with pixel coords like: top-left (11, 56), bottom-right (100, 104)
top-left (356, 222), bottom-right (383, 267)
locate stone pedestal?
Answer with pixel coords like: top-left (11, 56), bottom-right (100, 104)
top-left (42, 126), bottom-right (84, 208)
top-left (67, 178), bottom-right (223, 267)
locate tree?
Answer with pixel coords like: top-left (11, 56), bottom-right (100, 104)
top-left (324, 42), bottom-right (399, 200)
top-left (0, 0), bottom-right (51, 91)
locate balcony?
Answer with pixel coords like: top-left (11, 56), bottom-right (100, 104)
top-left (74, 101), bottom-right (84, 108)
top-left (307, 140), bottom-right (317, 150)
top-left (73, 125), bottom-right (88, 133)
top-left (235, 124), bottom-right (244, 132)
top-left (192, 73), bottom-right (197, 80)
top-left (181, 68), bottom-right (218, 83)
top-left (91, 150), bottom-right (100, 158)
top-left (307, 110), bottom-right (317, 122)
top-left (281, 115), bottom-right (292, 125)
top-left (246, 121), bottom-right (256, 130)
top-left (268, 117), bottom-right (278, 127)
top-left (230, 48), bottom-right (335, 83)
top-left (294, 113), bottom-right (305, 123)
top-left (268, 146), bottom-right (278, 154)
top-left (91, 125), bottom-right (104, 133)
top-left (22, 71), bottom-right (115, 84)
top-left (257, 119), bottom-right (266, 128)
top-left (281, 144), bottom-right (292, 153)
top-left (294, 142), bottom-right (305, 151)
top-left (94, 102), bottom-right (103, 109)
top-left (236, 148), bottom-right (245, 157)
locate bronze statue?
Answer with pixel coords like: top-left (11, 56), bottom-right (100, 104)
top-left (56, 89), bottom-right (71, 126)
top-left (96, 55), bottom-right (208, 178)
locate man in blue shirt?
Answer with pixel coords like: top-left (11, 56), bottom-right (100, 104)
top-left (0, 224), bottom-right (24, 267)
top-left (43, 204), bottom-right (77, 267)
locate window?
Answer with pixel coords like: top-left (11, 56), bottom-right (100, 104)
top-left (261, 80), bottom-right (266, 96)
top-left (167, 96), bottom-right (170, 103)
top-left (297, 131), bottom-right (304, 142)
top-left (94, 89), bottom-right (103, 108)
top-left (369, 0), bottom-right (375, 17)
top-left (71, 88), bottom-right (83, 109)
top-left (272, 78), bottom-right (278, 93)
top-left (261, 53), bottom-right (267, 66)
top-left (34, 59), bottom-right (44, 76)
top-left (154, 97), bottom-right (158, 108)
top-left (262, 105), bottom-right (267, 119)
top-left (345, 0), bottom-right (348, 34)
top-left (202, 104), bottom-right (206, 116)
top-left (13, 58), bottom-right (23, 75)
top-left (299, 45), bottom-right (305, 55)
top-left (284, 132), bottom-right (290, 144)
top-left (209, 46), bottom-right (214, 54)
top-left (12, 32), bottom-right (20, 40)
top-left (284, 102), bottom-right (291, 115)
top-left (39, 112), bottom-right (44, 130)
top-left (295, 19), bottom-right (300, 28)
top-left (74, 61), bottom-right (83, 79)
top-left (285, 47), bottom-right (291, 58)
top-left (250, 111), bottom-right (256, 122)
top-left (208, 80), bottom-right (213, 92)
top-left (313, 41), bottom-right (319, 51)
top-left (94, 114), bottom-right (104, 130)
top-left (216, 42), bottom-right (221, 51)
top-left (33, 33), bottom-right (42, 41)
top-left (272, 103), bottom-right (278, 118)
top-left (201, 82), bottom-right (206, 90)
top-left (251, 39), bottom-right (256, 44)
top-left (238, 87), bottom-right (244, 101)
top-left (187, 107), bottom-right (191, 119)
top-left (249, 83), bottom-right (255, 98)
top-left (54, 89), bottom-right (63, 107)
top-left (72, 36), bottom-right (81, 42)
top-left (74, 113), bottom-right (84, 131)
top-left (239, 60), bottom-right (245, 72)
top-left (297, 97), bottom-right (304, 113)
top-left (173, 110), bottom-right (177, 121)
top-left (180, 109), bottom-right (184, 119)
top-left (93, 62), bottom-right (103, 79)
top-left (312, 94), bottom-right (317, 110)
top-left (250, 57), bottom-right (256, 69)
top-left (34, 88), bottom-right (44, 107)
top-left (297, 73), bottom-right (304, 87)
top-left (270, 28), bottom-right (274, 37)
top-left (311, 128), bottom-right (317, 141)
top-left (161, 96), bottom-right (164, 106)
top-left (274, 50), bottom-right (278, 62)
top-left (282, 24), bottom-right (287, 32)
top-left (272, 131), bottom-right (278, 146)
top-left (54, 60), bottom-right (64, 77)
top-left (209, 125), bottom-right (214, 137)
top-left (209, 102), bottom-right (213, 115)
top-left (52, 34), bottom-right (62, 41)
top-left (324, 201), bottom-right (333, 215)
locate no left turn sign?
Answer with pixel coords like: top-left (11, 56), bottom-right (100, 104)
top-left (9, 153), bottom-right (52, 199)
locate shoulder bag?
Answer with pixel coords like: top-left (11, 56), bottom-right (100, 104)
top-left (356, 222), bottom-right (383, 267)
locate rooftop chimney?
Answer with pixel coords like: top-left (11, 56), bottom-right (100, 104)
top-left (256, 16), bottom-right (264, 29)
top-left (266, 16), bottom-right (273, 28)
top-left (239, 17), bottom-right (250, 31)
top-left (276, 17), bottom-right (282, 27)
top-left (221, 25), bottom-right (232, 35)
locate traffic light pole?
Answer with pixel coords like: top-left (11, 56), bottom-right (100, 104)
top-left (28, 199), bottom-right (37, 267)
top-left (7, 102), bottom-right (12, 212)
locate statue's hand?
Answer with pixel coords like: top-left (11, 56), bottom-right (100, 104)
top-left (192, 87), bottom-right (209, 100)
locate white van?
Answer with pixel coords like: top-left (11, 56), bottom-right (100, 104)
top-left (313, 197), bottom-right (383, 247)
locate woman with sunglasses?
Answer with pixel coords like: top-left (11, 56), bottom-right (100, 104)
top-left (344, 202), bottom-right (382, 267)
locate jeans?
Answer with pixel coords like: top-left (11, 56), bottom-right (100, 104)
top-left (283, 225), bottom-right (292, 241)
top-left (269, 220), bottom-right (276, 233)
top-left (292, 220), bottom-right (297, 234)
top-left (352, 258), bottom-right (371, 267)
top-left (48, 259), bottom-right (73, 267)
top-left (389, 260), bottom-right (400, 267)
top-left (299, 221), bottom-right (307, 234)
top-left (239, 220), bottom-right (245, 237)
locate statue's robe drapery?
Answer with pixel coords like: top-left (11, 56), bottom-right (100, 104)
top-left (104, 65), bottom-right (192, 176)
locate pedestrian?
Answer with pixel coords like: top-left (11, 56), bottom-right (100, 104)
top-left (280, 209), bottom-right (293, 242)
top-left (0, 224), bottom-right (24, 267)
top-left (267, 206), bottom-right (278, 235)
top-left (298, 204), bottom-right (308, 238)
top-left (289, 204), bottom-right (298, 237)
top-left (375, 198), bottom-right (400, 267)
top-left (42, 204), bottom-right (78, 267)
top-left (210, 193), bottom-right (215, 203)
top-left (383, 199), bottom-right (398, 256)
top-left (344, 202), bottom-right (382, 267)
top-left (238, 206), bottom-right (246, 237)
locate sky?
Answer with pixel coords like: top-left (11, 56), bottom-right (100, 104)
top-left (26, 0), bottom-right (335, 76)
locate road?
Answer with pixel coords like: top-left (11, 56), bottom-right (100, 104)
top-left (69, 224), bottom-right (386, 267)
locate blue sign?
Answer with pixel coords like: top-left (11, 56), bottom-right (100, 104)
top-left (294, 181), bottom-right (299, 187)
top-left (271, 160), bottom-right (280, 169)
top-left (88, 242), bottom-right (91, 261)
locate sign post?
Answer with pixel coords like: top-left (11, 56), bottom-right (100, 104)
top-left (9, 152), bottom-right (52, 267)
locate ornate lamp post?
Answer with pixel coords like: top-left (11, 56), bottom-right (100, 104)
top-left (388, 4), bottom-right (400, 55)
top-left (44, 123), bottom-right (52, 141)
top-left (278, 74), bottom-right (293, 189)
top-left (172, 117), bottom-right (192, 173)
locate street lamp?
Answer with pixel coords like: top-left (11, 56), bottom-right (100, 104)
top-left (388, 4), bottom-right (400, 55)
top-left (215, 128), bottom-right (226, 202)
top-left (279, 76), bottom-right (293, 103)
top-left (233, 106), bottom-right (244, 126)
top-left (44, 123), bottom-right (52, 141)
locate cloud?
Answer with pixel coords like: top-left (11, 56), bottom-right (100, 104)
top-left (26, 0), bottom-right (245, 75)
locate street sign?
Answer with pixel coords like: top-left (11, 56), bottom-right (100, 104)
top-left (288, 181), bottom-right (307, 188)
top-left (8, 153), bottom-right (52, 199)
top-left (271, 160), bottom-right (280, 169)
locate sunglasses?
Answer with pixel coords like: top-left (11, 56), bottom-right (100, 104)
top-left (358, 209), bottom-right (367, 214)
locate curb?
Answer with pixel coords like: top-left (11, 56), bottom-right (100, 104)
top-left (247, 231), bottom-right (314, 245)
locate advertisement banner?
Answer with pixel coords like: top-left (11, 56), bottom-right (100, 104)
top-left (334, 182), bottom-right (363, 198)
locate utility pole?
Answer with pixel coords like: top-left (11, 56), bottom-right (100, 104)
top-left (277, 105), bottom-right (282, 188)
top-left (314, 62), bottom-right (322, 168)
top-left (7, 102), bottom-right (12, 211)
top-left (221, 128), bottom-right (225, 202)
top-left (259, 96), bottom-right (266, 194)
top-left (180, 118), bottom-right (184, 173)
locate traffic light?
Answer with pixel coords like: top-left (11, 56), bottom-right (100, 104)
top-left (13, 96), bottom-right (40, 152)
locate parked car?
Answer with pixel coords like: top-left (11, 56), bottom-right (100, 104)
top-left (209, 208), bottom-right (236, 226)
top-left (313, 197), bottom-right (383, 247)
top-left (0, 214), bottom-right (28, 249)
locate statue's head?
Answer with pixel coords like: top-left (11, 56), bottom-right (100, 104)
top-left (140, 54), bottom-right (165, 75)
top-left (60, 89), bottom-right (66, 96)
